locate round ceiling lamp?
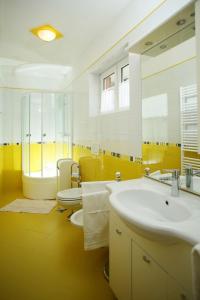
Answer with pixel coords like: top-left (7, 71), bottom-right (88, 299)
top-left (30, 25), bottom-right (63, 42)
top-left (37, 29), bottom-right (56, 42)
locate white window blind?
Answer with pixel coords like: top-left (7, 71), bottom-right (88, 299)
top-left (100, 59), bottom-right (129, 114)
top-left (119, 64), bottom-right (130, 109)
top-left (100, 72), bottom-right (115, 113)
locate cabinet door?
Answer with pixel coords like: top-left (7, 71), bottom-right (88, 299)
top-left (132, 241), bottom-right (167, 300)
top-left (167, 277), bottom-right (191, 300)
top-left (109, 217), bottom-right (131, 300)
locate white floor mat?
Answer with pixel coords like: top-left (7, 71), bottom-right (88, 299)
top-left (0, 199), bottom-right (57, 214)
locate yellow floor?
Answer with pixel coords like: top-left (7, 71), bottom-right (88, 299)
top-left (0, 191), bottom-right (115, 300)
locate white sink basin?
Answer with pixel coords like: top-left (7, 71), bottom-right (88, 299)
top-left (117, 189), bottom-right (191, 223)
top-left (109, 183), bottom-right (200, 244)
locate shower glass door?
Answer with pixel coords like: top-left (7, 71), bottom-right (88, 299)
top-left (22, 92), bottom-right (72, 178)
top-left (42, 93), bottom-right (56, 177)
top-left (30, 93), bottom-right (42, 177)
top-left (64, 94), bottom-right (72, 158)
top-left (22, 94), bottom-right (30, 176)
top-left (55, 94), bottom-right (65, 162)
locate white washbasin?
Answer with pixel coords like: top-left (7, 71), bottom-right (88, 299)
top-left (109, 186), bottom-right (197, 244)
top-left (117, 189), bottom-right (191, 222)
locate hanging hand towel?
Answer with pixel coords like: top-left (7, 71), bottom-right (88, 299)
top-left (83, 190), bottom-right (110, 251)
top-left (81, 181), bottom-right (114, 194)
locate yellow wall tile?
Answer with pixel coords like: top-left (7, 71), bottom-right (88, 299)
top-left (0, 146), bottom-right (3, 195)
top-left (0, 142), bottom-right (182, 195)
top-left (73, 143), bottom-right (182, 183)
top-left (142, 144), bottom-right (181, 173)
top-left (1, 142), bottom-right (69, 194)
top-left (2, 144), bottom-right (22, 193)
top-left (73, 145), bottom-right (143, 182)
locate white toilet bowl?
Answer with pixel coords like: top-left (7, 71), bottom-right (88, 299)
top-left (57, 187), bottom-right (82, 207)
top-left (71, 209), bottom-right (83, 227)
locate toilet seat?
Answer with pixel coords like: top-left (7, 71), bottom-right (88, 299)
top-left (57, 187), bottom-right (82, 207)
top-left (57, 187), bottom-right (82, 200)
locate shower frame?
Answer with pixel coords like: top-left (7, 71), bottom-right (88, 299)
top-left (21, 91), bottom-right (72, 178)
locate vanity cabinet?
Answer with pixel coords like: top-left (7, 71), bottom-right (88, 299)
top-left (167, 277), bottom-right (189, 300)
top-left (132, 241), bottom-right (167, 300)
top-left (109, 216), bottom-right (132, 300)
top-left (109, 211), bottom-right (192, 300)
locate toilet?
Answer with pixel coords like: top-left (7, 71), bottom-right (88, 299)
top-left (57, 187), bottom-right (83, 224)
top-left (57, 187), bottom-right (82, 208)
top-left (56, 159), bottom-right (82, 220)
top-left (70, 209), bottom-right (83, 227)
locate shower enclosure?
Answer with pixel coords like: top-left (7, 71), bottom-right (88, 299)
top-left (22, 92), bottom-right (72, 199)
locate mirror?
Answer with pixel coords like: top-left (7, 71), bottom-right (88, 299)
top-left (138, 3), bottom-right (200, 195)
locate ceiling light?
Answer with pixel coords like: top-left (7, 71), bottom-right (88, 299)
top-left (38, 29), bottom-right (56, 42)
top-left (30, 25), bottom-right (63, 42)
top-left (176, 19), bottom-right (186, 26)
top-left (145, 41), bottom-right (153, 46)
top-left (160, 44), bottom-right (167, 49)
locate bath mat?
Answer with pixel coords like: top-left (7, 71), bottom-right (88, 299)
top-left (0, 199), bottom-right (57, 214)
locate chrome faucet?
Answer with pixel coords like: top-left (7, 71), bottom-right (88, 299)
top-left (185, 166), bottom-right (200, 189)
top-left (144, 167), bottom-right (150, 176)
top-left (115, 171), bottom-right (121, 182)
top-left (162, 169), bottom-right (180, 197)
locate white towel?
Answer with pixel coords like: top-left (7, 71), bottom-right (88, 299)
top-left (57, 159), bottom-right (73, 190)
top-left (81, 181), bottom-right (114, 194)
top-left (83, 190), bottom-right (110, 251)
top-left (192, 244), bottom-right (200, 300)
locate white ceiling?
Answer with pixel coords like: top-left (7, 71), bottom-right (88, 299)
top-left (0, 0), bottom-right (132, 68)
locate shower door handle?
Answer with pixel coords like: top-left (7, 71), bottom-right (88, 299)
top-left (42, 133), bottom-right (47, 137)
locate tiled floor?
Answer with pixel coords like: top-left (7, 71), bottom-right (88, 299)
top-left (0, 191), bottom-right (115, 300)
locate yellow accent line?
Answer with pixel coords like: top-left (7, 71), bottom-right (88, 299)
top-left (67, 0), bottom-right (168, 86)
top-left (0, 0), bottom-right (167, 93)
top-left (142, 55), bottom-right (196, 80)
top-left (0, 86), bottom-right (64, 93)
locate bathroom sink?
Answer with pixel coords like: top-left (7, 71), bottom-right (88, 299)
top-left (116, 189), bottom-right (191, 222)
top-left (109, 188), bottom-right (193, 243)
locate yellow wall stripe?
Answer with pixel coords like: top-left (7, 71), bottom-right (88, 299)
top-left (142, 55), bottom-right (196, 80)
top-left (67, 0), bottom-right (168, 86)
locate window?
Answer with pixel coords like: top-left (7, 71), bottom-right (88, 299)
top-left (119, 64), bottom-right (129, 109)
top-left (101, 72), bottom-right (115, 113)
top-left (100, 58), bottom-right (129, 114)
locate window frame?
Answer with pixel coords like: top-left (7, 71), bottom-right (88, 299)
top-left (117, 57), bottom-right (129, 111)
top-left (99, 57), bottom-right (129, 115)
top-left (100, 65), bottom-right (117, 114)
